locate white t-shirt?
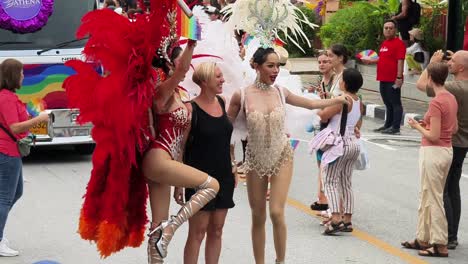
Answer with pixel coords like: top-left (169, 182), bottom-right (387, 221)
top-left (406, 42), bottom-right (429, 69)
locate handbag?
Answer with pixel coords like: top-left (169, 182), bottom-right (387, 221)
top-left (413, 51), bottom-right (425, 63)
top-left (354, 139), bottom-right (370, 170)
top-left (0, 123), bottom-right (35, 157)
top-left (319, 104), bottom-right (348, 151)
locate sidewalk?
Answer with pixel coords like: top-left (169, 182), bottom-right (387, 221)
top-left (289, 57), bottom-right (429, 126)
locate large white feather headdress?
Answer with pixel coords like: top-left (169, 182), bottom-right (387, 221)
top-left (223, 0), bottom-right (318, 52)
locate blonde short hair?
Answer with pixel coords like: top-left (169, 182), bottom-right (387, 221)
top-left (192, 62), bottom-right (217, 86)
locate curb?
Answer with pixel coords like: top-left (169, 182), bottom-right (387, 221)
top-left (290, 70), bottom-right (321, 75)
top-left (363, 102), bottom-right (423, 127)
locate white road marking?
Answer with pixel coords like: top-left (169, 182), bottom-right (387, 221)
top-left (360, 137), bottom-right (397, 151)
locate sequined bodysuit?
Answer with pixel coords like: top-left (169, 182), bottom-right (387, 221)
top-left (151, 107), bottom-right (190, 160)
top-left (242, 87), bottom-right (293, 178)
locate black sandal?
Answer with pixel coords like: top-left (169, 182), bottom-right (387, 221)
top-left (418, 246), bottom-right (448, 258)
top-left (310, 201), bottom-right (329, 211)
top-left (342, 222), bottom-right (353, 232)
top-left (323, 221), bottom-right (344, 235)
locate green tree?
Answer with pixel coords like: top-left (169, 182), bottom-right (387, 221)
top-left (319, 1), bottom-right (387, 56)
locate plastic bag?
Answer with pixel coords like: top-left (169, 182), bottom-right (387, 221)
top-left (354, 140), bottom-right (369, 170)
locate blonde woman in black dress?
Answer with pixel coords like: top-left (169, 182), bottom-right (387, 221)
top-left (174, 62), bottom-right (237, 264)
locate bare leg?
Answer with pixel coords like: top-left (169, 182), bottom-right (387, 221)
top-left (269, 160), bottom-right (293, 263)
top-left (246, 171), bottom-right (269, 264)
top-left (184, 211), bottom-right (211, 264)
top-left (317, 161), bottom-right (327, 204)
top-left (205, 209), bottom-right (229, 264)
top-left (149, 182), bottom-right (171, 228)
top-left (143, 149), bottom-right (219, 259)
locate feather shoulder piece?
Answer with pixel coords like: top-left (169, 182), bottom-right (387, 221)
top-left (223, 0), bottom-right (317, 52)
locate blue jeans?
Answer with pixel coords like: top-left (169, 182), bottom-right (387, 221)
top-left (0, 153), bottom-right (23, 241)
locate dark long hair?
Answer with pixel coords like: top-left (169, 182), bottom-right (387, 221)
top-left (152, 46), bottom-right (183, 75)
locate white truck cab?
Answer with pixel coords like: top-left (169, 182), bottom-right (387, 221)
top-left (0, 0), bottom-right (98, 154)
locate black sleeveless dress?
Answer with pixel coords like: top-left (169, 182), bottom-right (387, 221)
top-left (184, 96), bottom-right (235, 210)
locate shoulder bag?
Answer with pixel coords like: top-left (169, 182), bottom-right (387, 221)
top-left (0, 123), bottom-right (34, 157)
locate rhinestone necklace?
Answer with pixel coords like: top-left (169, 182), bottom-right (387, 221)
top-left (255, 79), bottom-right (272, 91)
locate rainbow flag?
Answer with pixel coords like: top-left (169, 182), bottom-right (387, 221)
top-left (177, 6), bottom-right (202, 40)
top-left (26, 98), bottom-right (46, 117)
top-left (290, 139), bottom-right (300, 151)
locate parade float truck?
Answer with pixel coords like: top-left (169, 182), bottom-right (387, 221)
top-left (0, 0), bottom-right (98, 154)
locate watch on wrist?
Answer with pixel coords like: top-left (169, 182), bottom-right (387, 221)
top-left (396, 76), bottom-right (403, 80)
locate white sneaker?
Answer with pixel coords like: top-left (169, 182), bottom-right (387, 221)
top-left (0, 238), bottom-right (19, 257)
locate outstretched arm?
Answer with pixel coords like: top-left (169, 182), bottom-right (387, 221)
top-left (158, 40), bottom-right (197, 99)
top-left (10, 114), bottom-right (49, 134)
top-left (283, 88), bottom-right (347, 110)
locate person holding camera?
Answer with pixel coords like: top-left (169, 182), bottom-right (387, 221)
top-left (416, 50), bottom-right (468, 250)
top-left (402, 62), bottom-right (458, 258)
top-left (0, 59), bottom-right (49, 257)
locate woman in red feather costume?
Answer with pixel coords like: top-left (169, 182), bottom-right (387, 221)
top-left (63, 0), bottom-right (219, 262)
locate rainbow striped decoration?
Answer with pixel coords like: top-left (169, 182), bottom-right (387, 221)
top-left (26, 98), bottom-right (46, 117)
top-left (290, 139), bottom-right (300, 151)
top-left (177, 6), bottom-right (202, 40)
top-left (242, 34), bottom-right (254, 46)
top-left (18, 64), bottom-right (76, 110)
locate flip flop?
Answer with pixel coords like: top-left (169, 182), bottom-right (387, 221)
top-left (418, 246), bottom-right (448, 258)
top-left (401, 239), bottom-right (429, 250)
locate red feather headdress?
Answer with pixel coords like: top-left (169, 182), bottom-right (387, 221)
top-left (63, 0), bottom-right (178, 257)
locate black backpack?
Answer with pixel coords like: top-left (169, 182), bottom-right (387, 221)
top-left (408, 0), bottom-right (421, 26)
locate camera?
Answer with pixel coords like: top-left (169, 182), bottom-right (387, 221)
top-left (442, 50), bottom-right (452, 61)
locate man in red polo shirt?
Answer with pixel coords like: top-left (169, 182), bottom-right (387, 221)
top-left (363, 19), bottom-right (406, 134)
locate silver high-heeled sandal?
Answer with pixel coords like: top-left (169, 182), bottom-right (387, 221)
top-left (154, 219), bottom-right (174, 258)
top-left (147, 227), bottom-right (163, 264)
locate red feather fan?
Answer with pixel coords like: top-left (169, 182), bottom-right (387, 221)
top-left (63, 0), bottom-right (178, 257)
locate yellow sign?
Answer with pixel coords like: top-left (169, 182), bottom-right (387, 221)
top-left (30, 121), bottom-right (48, 135)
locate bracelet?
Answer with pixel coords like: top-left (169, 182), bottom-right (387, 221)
top-left (231, 160), bottom-right (236, 167)
top-left (396, 76), bottom-right (403, 80)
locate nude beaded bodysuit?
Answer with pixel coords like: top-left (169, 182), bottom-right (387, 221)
top-left (242, 86), bottom-right (293, 178)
